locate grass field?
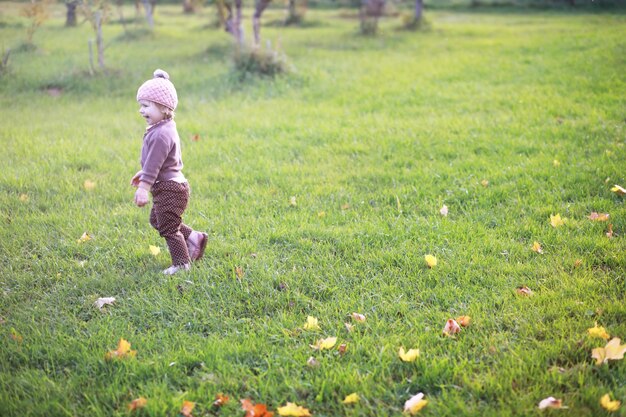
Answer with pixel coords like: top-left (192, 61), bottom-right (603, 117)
top-left (1, 2), bottom-right (625, 416)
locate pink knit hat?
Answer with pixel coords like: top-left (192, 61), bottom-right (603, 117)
top-left (136, 69), bottom-right (178, 110)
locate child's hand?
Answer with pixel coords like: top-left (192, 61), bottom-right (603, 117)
top-left (130, 171), bottom-right (142, 187)
top-left (134, 188), bottom-right (149, 207)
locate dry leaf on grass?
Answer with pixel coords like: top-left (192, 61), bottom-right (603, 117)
top-left (105, 338), bottom-right (136, 360)
top-left (303, 316), bottom-right (320, 331)
top-left (600, 394), bottom-right (621, 412)
top-left (442, 319), bottom-right (461, 336)
top-left (611, 184), bottom-right (626, 196)
top-left (587, 324), bottom-right (610, 340)
top-left (588, 212), bottom-right (610, 221)
top-left (83, 180), bottom-right (96, 191)
top-left (149, 245), bottom-right (160, 256)
top-left (77, 232), bottom-right (91, 243)
top-left (127, 397), bottom-right (147, 411)
top-left (180, 400), bottom-right (195, 417)
top-left (531, 241), bottom-right (543, 254)
top-left (550, 214), bottom-right (565, 228)
top-left (538, 397), bottom-right (567, 410)
top-left (424, 255), bottom-right (437, 268)
top-left (399, 347), bottom-right (419, 362)
top-left (592, 337), bottom-right (626, 365)
top-left (516, 286), bottom-right (533, 296)
top-left (404, 392), bottom-right (427, 414)
top-left (310, 337), bottom-right (337, 350)
top-left (213, 393), bottom-right (229, 407)
top-left (241, 399), bottom-right (274, 417)
top-left (440, 205), bottom-right (448, 216)
top-left (351, 312), bottom-right (366, 322)
top-left (456, 315), bottom-right (471, 327)
top-left (342, 393), bottom-right (359, 404)
top-left (277, 402), bottom-right (310, 416)
top-left (94, 297), bottom-right (115, 310)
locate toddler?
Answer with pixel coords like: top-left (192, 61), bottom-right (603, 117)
top-left (131, 69), bottom-right (207, 275)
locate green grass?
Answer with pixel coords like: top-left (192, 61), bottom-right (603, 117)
top-left (1, 2), bottom-right (626, 416)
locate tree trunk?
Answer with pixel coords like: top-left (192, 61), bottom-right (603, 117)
top-left (414, 0), bottom-right (423, 22)
top-left (95, 11), bottom-right (105, 69)
top-left (141, 0), bottom-right (154, 28)
top-left (253, 0), bottom-right (271, 46)
top-left (65, 1), bottom-right (79, 27)
top-left (233, 0), bottom-right (243, 45)
top-left (183, 0), bottom-right (195, 13)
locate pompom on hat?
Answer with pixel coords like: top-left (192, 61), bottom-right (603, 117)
top-left (136, 69), bottom-right (178, 110)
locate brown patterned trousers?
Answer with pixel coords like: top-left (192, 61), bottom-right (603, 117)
top-left (149, 180), bottom-right (192, 266)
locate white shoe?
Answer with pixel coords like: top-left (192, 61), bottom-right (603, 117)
top-left (162, 263), bottom-right (190, 275)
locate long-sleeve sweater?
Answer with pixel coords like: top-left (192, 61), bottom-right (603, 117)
top-left (139, 119), bottom-right (186, 187)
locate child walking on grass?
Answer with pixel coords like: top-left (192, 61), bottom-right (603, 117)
top-left (131, 69), bottom-right (208, 275)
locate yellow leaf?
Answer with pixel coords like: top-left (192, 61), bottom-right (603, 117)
top-left (592, 337), bottom-right (626, 365)
top-left (180, 400), bottom-right (195, 417)
top-left (424, 254), bottom-right (437, 268)
top-left (587, 324), bottom-right (610, 340)
top-left (600, 394), bottom-right (621, 412)
top-left (83, 180), bottom-right (96, 191)
top-left (310, 336), bottom-right (337, 350)
top-left (303, 316), bottom-right (320, 331)
top-left (19, 194), bottom-right (29, 202)
top-left (538, 397), bottom-right (567, 410)
top-left (10, 327), bottom-right (23, 343)
top-left (404, 393), bottom-right (427, 414)
top-left (317, 211), bottom-right (326, 218)
top-left (351, 312), bottom-right (366, 322)
top-left (456, 315), bottom-right (471, 327)
top-left (550, 214), bottom-right (565, 228)
top-left (235, 266), bottom-right (245, 279)
top-left (481, 179), bottom-right (489, 187)
top-left (399, 347), bottom-right (420, 362)
top-left (553, 159), bottom-right (560, 167)
top-left (77, 232), bottom-right (91, 243)
top-left (289, 196), bottom-right (297, 207)
top-left (128, 397), bottom-right (147, 411)
top-left (531, 241), bottom-right (543, 254)
top-left (342, 393), bottom-right (359, 404)
top-left (344, 322), bottom-right (354, 333)
top-left (105, 338), bottom-right (137, 360)
top-left (277, 402), bottom-right (311, 417)
top-left (149, 245), bottom-right (160, 256)
top-left (611, 184), bottom-right (626, 196)
top-left (442, 319), bottom-right (461, 336)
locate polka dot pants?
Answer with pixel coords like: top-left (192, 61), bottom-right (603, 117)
top-left (149, 181), bottom-right (192, 266)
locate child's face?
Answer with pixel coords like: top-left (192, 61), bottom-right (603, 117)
top-left (138, 100), bottom-right (166, 125)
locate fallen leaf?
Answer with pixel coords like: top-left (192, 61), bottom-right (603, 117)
top-left (317, 211), bottom-right (326, 218)
top-left (587, 323), bottom-right (610, 340)
top-left (303, 316), bottom-right (320, 331)
top-left (241, 399), bottom-right (274, 417)
top-left (531, 241), bottom-right (543, 254)
top-left (600, 394), bottom-right (621, 412)
top-left (128, 397), bottom-right (147, 411)
top-left (456, 315), bottom-right (471, 327)
top-left (553, 159), bottom-right (560, 167)
top-left (538, 397), bottom-right (567, 410)
top-left (442, 319), bottom-right (461, 336)
top-left (10, 328), bottom-right (23, 343)
top-left (311, 336), bottom-right (337, 350)
top-left (611, 184), bottom-right (626, 196)
top-left (342, 393), bottom-right (359, 404)
top-left (306, 356), bottom-right (320, 368)
top-left (341, 203), bottom-right (350, 210)
top-left (19, 193), bottom-right (29, 202)
top-left (83, 180), bottom-right (96, 191)
top-left (592, 337), bottom-right (626, 365)
top-left (344, 323), bottom-right (354, 333)
top-left (351, 312), bottom-right (366, 322)
top-left (481, 179), bottom-right (489, 187)
top-left (399, 347), bottom-right (420, 362)
top-left (606, 224), bottom-right (614, 238)
top-left (574, 259), bottom-right (583, 268)
top-left (235, 266), bottom-right (245, 279)
top-left (439, 205), bottom-right (448, 216)
top-left (94, 297), bottom-right (115, 310)
top-left (77, 232), bottom-right (91, 243)
top-left (404, 392), bottom-right (427, 414)
top-left (424, 254), bottom-right (437, 268)
top-left (289, 196), bottom-right (297, 207)
top-left (191, 134), bottom-right (200, 142)
top-left (338, 343), bottom-right (347, 356)
top-left (588, 212), bottom-right (610, 221)
top-left (105, 338), bottom-right (137, 360)
top-left (180, 400), bottom-right (195, 417)
top-left (213, 393), bottom-right (229, 407)
top-left (277, 402), bottom-right (310, 417)
top-left (149, 245), bottom-right (160, 256)
top-left (516, 286), bottom-right (533, 296)
top-left (550, 214), bottom-right (565, 228)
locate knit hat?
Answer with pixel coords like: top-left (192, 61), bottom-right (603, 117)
top-left (136, 69), bottom-right (178, 110)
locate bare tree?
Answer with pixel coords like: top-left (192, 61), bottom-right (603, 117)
top-left (253, 0), bottom-right (271, 46)
top-left (359, 0), bottom-right (385, 35)
top-left (65, 0), bottom-right (80, 26)
top-left (82, 0), bottom-right (110, 71)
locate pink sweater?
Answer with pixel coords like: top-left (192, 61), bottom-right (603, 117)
top-left (139, 119), bottom-right (186, 187)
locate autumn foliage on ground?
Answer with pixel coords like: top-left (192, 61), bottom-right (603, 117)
top-left (1, 2), bottom-right (625, 417)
